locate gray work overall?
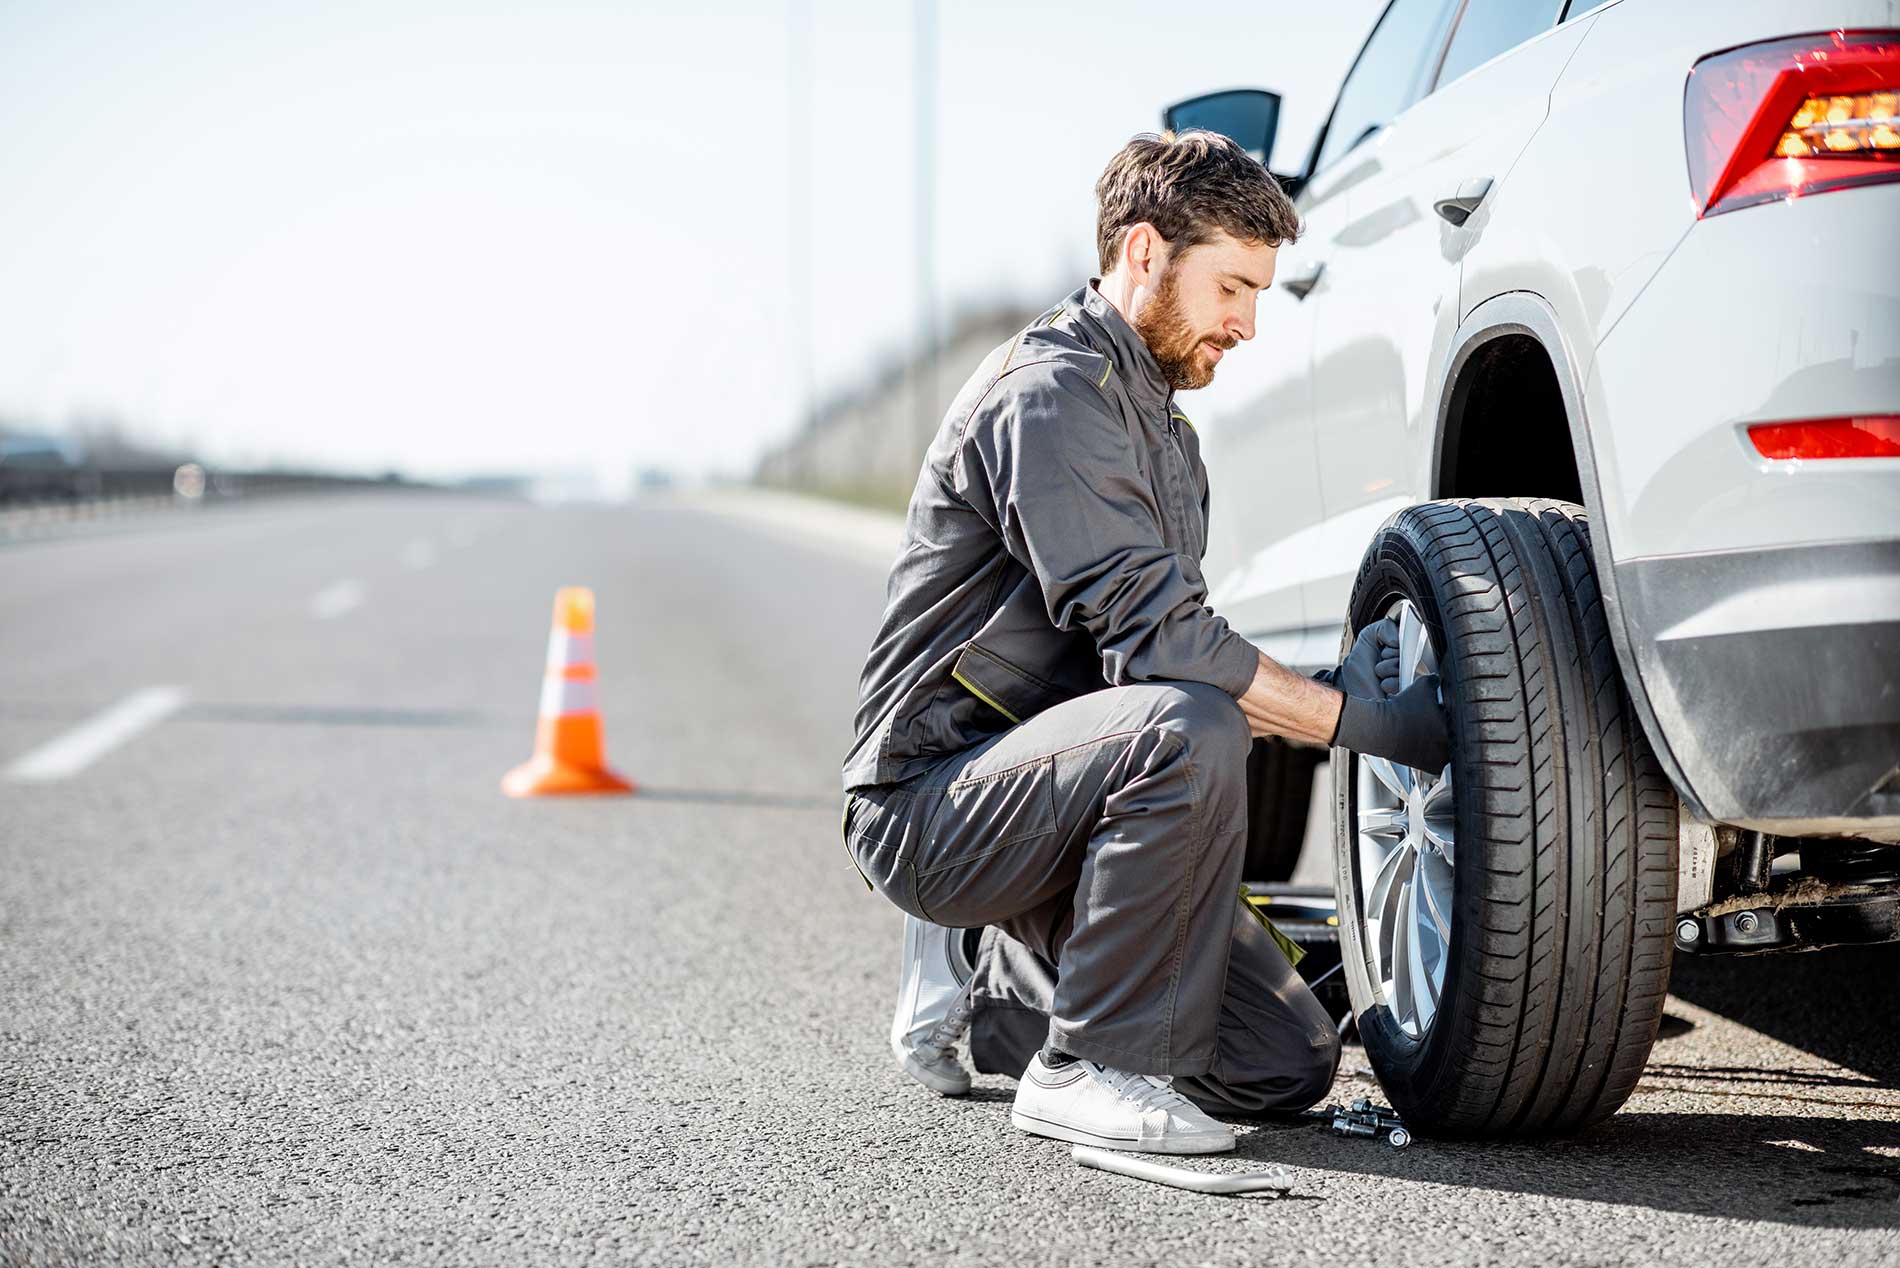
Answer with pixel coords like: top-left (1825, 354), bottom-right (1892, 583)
top-left (842, 281), bottom-right (1340, 1113)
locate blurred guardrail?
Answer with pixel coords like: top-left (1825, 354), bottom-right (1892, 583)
top-left (0, 461), bottom-right (435, 541)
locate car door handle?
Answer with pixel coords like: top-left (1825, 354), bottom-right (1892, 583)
top-left (1432, 176), bottom-right (1494, 226)
top-left (1281, 259), bottom-right (1325, 300)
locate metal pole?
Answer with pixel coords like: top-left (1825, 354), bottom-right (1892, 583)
top-left (913, 0), bottom-right (937, 442)
top-left (787, 0), bottom-right (814, 481)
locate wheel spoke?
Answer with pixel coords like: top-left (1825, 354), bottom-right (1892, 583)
top-left (1389, 876), bottom-right (1416, 1028)
top-left (1419, 850), bottom-right (1454, 939)
top-left (1406, 875), bottom-right (1439, 1030)
top-left (1358, 804), bottom-right (1408, 842)
top-left (1365, 755), bottom-right (1412, 802)
top-left (1397, 602), bottom-right (1425, 690)
top-left (1364, 836), bottom-right (1410, 931)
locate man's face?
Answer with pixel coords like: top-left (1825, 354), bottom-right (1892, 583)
top-left (1132, 230), bottom-right (1278, 392)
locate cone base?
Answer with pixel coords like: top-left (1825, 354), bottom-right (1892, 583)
top-left (501, 754), bottom-right (636, 797)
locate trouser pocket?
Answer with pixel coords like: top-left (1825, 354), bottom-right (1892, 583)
top-left (911, 756), bottom-right (1059, 928)
top-left (845, 785), bottom-right (933, 920)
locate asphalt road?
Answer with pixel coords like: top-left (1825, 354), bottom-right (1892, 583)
top-left (2, 492), bottom-right (1897, 1266)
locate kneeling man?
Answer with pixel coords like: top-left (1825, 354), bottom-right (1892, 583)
top-left (841, 131), bottom-right (1448, 1154)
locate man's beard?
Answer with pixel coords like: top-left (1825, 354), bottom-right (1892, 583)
top-left (1133, 265), bottom-right (1235, 392)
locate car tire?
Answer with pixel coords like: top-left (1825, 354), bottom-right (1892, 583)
top-left (1331, 498), bottom-right (1678, 1136)
top-left (1244, 738), bottom-right (1326, 882)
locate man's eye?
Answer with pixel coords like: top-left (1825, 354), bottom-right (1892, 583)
top-left (1220, 285), bottom-right (1237, 297)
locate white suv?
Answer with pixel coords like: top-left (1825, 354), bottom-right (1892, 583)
top-left (1168, 0), bottom-right (1900, 1137)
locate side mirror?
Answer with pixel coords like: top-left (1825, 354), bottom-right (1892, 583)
top-left (1162, 89), bottom-right (1304, 201)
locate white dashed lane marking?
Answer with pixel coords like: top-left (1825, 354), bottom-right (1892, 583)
top-left (5, 686), bottom-right (189, 782)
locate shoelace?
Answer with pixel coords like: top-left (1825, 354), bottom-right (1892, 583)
top-left (1089, 1062), bottom-right (1193, 1116)
top-left (920, 990), bottom-right (974, 1055)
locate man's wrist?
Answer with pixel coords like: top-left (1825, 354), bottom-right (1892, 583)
top-left (1330, 690), bottom-right (1368, 749)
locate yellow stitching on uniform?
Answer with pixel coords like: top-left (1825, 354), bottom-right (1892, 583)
top-left (1041, 305), bottom-right (1064, 326)
top-left (1097, 356), bottom-right (1113, 388)
top-left (1170, 411), bottom-right (1195, 431)
top-left (951, 668), bottom-right (1023, 724)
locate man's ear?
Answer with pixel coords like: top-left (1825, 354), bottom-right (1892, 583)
top-left (1122, 222), bottom-right (1167, 288)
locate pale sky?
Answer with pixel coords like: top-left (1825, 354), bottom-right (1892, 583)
top-left (0, 0), bottom-right (1382, 490)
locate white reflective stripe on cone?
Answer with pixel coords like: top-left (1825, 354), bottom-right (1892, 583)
top-left (539, 674), bottom-right (599, 717)
top-left (546, 631), bottom-right (596, 669)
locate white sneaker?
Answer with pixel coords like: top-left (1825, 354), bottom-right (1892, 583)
top-left (1011, 1054), bottom-right (1235, 1155)
top-left (889, 915), bottom-right (976, 1096)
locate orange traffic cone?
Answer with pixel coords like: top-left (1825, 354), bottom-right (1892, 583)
top-left (502, 587), bottom-right (635, 797)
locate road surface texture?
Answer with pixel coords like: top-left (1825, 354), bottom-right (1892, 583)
top-left (2, 492), bottom-right (1896, 1266)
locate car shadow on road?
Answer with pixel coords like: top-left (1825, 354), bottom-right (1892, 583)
top-left (1232, 943), bottom-right (1900, 1230)
top-left (1667, 942), bottom-right (1900, 1088)
top-left (1238, 1110), bottom-right (1900, 1229)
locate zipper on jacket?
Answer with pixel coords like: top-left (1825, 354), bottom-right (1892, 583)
top-left (1161, 408), bottom-right (1190, 546)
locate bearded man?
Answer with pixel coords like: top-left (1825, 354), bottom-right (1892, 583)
top-left (841, 131), bottom-right (1450, 1155)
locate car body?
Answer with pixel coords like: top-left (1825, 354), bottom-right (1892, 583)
top-left (1178, 0), bottom-right (1900, 844)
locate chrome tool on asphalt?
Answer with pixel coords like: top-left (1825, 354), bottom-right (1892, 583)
top-left (1071, 1145), bottom-right (1295, 1196)
top-left (1327, 1100), bottom-right (1413, 1149)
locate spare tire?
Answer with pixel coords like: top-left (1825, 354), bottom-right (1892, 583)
top-left (1331, 498), bottom-right (1678, 1136)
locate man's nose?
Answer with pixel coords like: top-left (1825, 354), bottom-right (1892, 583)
top-left (1231, 301), bottom-right (1256, 342)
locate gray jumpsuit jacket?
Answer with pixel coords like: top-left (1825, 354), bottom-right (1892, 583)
top-left (843, 279), bottom-right (1260, 793)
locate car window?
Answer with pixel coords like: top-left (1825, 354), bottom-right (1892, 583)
top-left (1563, 0), bottom-right (1616, 18)
top-left (1433, 0), bottom-right (1565, 90)
top-left (1312, 0), bottom-right (1461, 174)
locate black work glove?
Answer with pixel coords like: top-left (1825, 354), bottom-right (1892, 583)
top-left (1332, 674), bottom-right (1452, 774)
top-left (1328, 616), bottom-right (1403, 700)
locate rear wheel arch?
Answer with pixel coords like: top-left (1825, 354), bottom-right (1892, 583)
top-left (1428, 292), bottom-right (1700, 817)
top-left (1431, 294), bottom-right (1593, 512)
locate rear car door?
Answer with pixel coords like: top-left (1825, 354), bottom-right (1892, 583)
top-left (1303, 0), bottom-right (1592, 626)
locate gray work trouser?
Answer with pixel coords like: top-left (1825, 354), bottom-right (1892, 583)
top-left (846, 681), bottom-right (1340, 1115)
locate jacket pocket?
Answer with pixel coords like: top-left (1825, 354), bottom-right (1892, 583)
top-left (950, 641), bottom-right (1075, 726)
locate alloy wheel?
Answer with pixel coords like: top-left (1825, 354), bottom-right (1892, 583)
top-left (1350, 599), bottom-right (1455, 1040)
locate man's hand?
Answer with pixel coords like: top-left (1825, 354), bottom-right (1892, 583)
top-left (1331, 674), bottom-right (1452, 774)
top-left (1334, 616), bottom-right (1402, 701)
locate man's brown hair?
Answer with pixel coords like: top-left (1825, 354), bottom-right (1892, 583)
top-left (1094, 130), bottom-right (1300, 273)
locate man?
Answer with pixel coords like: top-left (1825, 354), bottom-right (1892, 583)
top-left (842, 131), bottom-right (1449, 1155)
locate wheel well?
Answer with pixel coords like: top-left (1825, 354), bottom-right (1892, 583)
top-left (1436, 333), bottom-right (1582, 504)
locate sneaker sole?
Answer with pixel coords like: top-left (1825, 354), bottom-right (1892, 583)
top-left (894, 1041), bottom-right (970, 1097)
top-left (1009, 1109), bottom-right (1234, 1155)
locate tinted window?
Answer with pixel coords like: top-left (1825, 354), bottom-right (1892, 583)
top-left (1563, 0), bottom-right (1617, 18)
top-left (1314, 0), bottom-right (1462, 173)
top-left (1434, 0), bottom-right (1565, 89)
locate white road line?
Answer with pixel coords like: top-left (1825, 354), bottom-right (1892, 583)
top-left (401, 539), bottom-right (436, 570)
top-left (5, 686), bottom-right (189, 782)
top-left (310, 579), bottom-right (365, 620)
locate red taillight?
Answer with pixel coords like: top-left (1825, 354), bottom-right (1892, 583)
top-left (1685, 30), bottom-right (1900, 217)
top-left (1748, 416), bottom-right (1900, 460)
